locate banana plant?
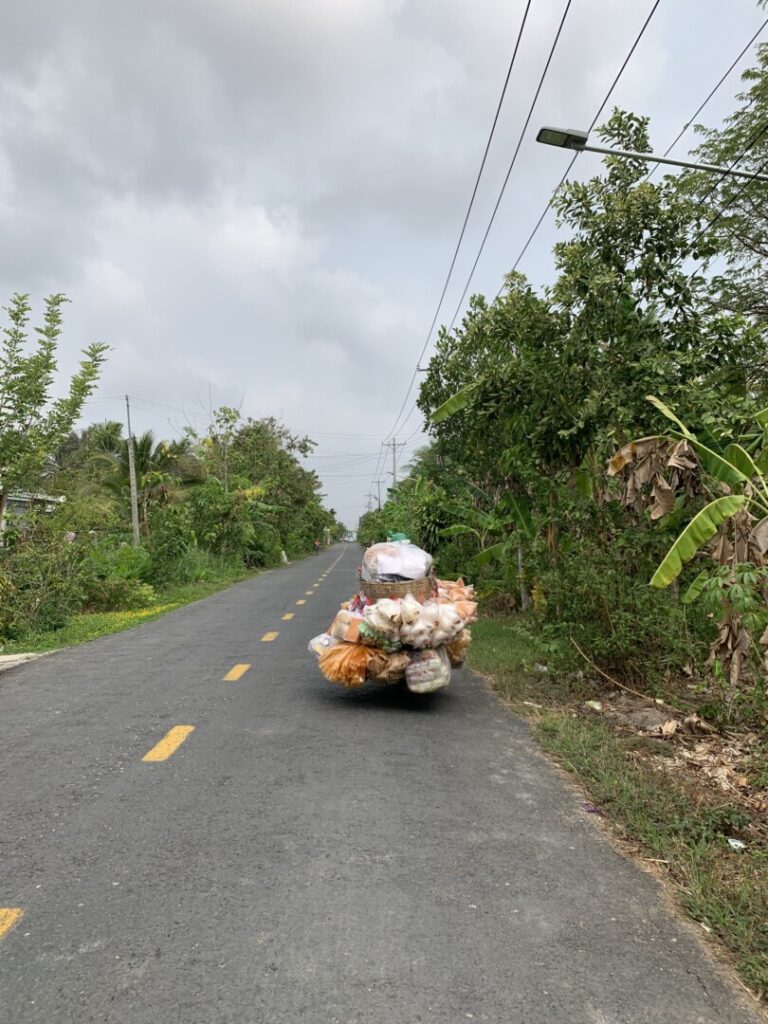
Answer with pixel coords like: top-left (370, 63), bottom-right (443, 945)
top-left (611, 397), bottom-right (768, 695)
top-left (638, 397), bottom-right (768, 589)
top-left (439, 491), bottom-right (534, 604)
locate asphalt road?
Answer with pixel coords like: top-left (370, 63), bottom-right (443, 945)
top-left (0, 543), bottom-right (761, 1024)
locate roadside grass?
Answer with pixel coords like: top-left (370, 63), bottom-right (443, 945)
top-left (469, 615), bottom-right (594, 706)
top-left (469, 614), bottom-right (768, 998)
top-left (0, 575), bottom-right (251, 656)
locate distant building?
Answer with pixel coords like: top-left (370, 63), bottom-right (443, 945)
top-left (1, 492), bottom-right (66, 533)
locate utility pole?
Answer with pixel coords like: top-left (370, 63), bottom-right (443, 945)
top-left (384, 438), bottom-right (406, 487)
top-left (125, 395), bottom-right (141, 547)
top-left (374, 479), bottom-right (383, 509)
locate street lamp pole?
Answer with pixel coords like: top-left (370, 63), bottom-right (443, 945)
top-left (536, 126), bottom-right (768, 183)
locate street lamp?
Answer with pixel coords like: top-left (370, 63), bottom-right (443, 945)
top-left (536, 125), bottom-right (768, 182)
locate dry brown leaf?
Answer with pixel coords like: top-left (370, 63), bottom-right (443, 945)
top-left (649, 474), bottom-right (675, 521)
top-left (666, 440), bottom-right (697, 471)
top-left (710, 527), bottom-right (733, 565)
top-left (733, 509), bottom-right (751, 564)
top-left (607, 437), bottom-right (664, 476)
top-left (750, 515), bottom-right (768, 555)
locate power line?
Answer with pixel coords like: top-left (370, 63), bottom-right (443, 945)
top-left (494, 0), bottom-right (664, 300)
top-left (646, 16), bottom-right (768, 179)
top-left (687, 125), bottom-right (768, 277)
top-left (498, 5), bottom-right (763, 299)
top-left (380, 0), bottom-right (535, 446)
top-left (439, 0), bottom-right (575, 339)
top-left (395, 0), bottom-right (733, 449)
top-left (378, 0), bottom-right (580, 453)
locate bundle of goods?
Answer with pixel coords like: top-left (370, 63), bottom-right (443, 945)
top-left (308, 540), bottom-right (477, 694)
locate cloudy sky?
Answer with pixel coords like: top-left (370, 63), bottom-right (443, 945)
top-left (2, 0), bottom-right (765, 524)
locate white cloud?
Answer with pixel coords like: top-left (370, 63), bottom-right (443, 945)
top-left (0, 0), bottom-right (764, 522)
top-left (81, 259), bottom-right (145, 314)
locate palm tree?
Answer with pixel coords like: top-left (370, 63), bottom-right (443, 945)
top-left (96, 431), bottom-right (181, 536)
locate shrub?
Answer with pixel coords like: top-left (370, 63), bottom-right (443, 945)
top-left (245, 520), bottom-right (282, 567)
top-left (537, 522), bottom-right (711, 687)
top-left (147, 504), bottom-right (197, 584)
top-left (0, 528), bottom-right (86, 639)
top-left (81, 537), bottom-right (155, 612)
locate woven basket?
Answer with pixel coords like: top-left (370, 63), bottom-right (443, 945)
top-left (358, 570), bottom-right (436, 603)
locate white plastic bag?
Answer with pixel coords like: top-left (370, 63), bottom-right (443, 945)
top-left (400, 620), bottom-right (433, 649)
top-left (399, 593), bottom-right (423, 625)
top-left (361, 541), bottom-right (433, 582)
top-left (308, 633), bottom-right (339, 659)
top-left (363, 602), bottom-right (401, 639)
top-left (405, 647), bottom-right (451, 693)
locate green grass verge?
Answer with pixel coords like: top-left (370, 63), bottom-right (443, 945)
top-left (0, 574), bottom-right (251, 655)
top-left (469, 615), bottom-right (768, 997)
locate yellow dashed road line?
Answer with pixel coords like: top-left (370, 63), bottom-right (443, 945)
top-left (142, 725), bottom-right (195, 762)
top-left (223, 663), bottom-right (251, 681)
top-left (282, 613), bottom-right (294, 621)
top-left (305, 591), bottom-right (314, 596)
top-left (296, 599), bottom-right (306, 605)
top-left (0, 908), bottom-right (23, 940)
top-left (261, 631), bottom-right (279, 642)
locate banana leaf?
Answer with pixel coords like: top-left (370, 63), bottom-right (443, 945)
top-left (497, 493), bottom-right (534, 539)
top-left (439, 524), bottom-right (480, 538)
top-left (645, 395), bottom-right (754, 488)
top-left (722, 443), bottom-right (761, 480)
top-left (650, 495), bottom-right (746, 588)
top-left (473, 542), bottom-right (507, 567)
top-left (682, 571), bottom-right (710, 605)
top-left (430, 384), bottom-right (479, 423)
top-left (646, 395), bottom-right (694, 438)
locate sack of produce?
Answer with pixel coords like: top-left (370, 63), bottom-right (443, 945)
top-left (328, 609), bottom-right (363, 643)
top-left (358, 620), bottom-right (402, 652)
top-left (308, 633), bottom-right (340, 659)
top-left (362, 600), bottom-right (402, 638)
top-left (431, 603), bottom-right (465, 647)
top-left (405, 647), bottom-right (451, 694)
top-left (367, 649), bottom-right (411, 683)
top-left (361, 541), bottom-right (433, 582)
top-left (319, 644), bottom-right (375, 688)
top-left (399, 592), bottom-right (423, 625)
top-left (399, 618), bottom-right (433, 649)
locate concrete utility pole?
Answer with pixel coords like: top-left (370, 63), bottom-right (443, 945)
top-left (374, 479), bottom-right (383, 509)
top-left (384, 438), bottom-right (406, 488)
top-left (125, 395), bottom-right (141, 547)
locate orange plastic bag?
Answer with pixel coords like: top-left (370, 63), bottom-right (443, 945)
top-left (446, 629), bottom-right (472, 667)
top-left (437, 577), bottom-right (476, 602)
top-left (452, 600), bottom-right (478, 624)
top-left (319, 643), bottom-right (375, 688)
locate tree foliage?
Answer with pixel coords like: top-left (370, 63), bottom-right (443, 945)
top-left (0, 293), bottom-right (107, 518)
top-left (365, 103), bottom-right (768, 725)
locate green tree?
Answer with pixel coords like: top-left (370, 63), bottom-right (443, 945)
top-left (97, 430), bottom-right (186, 535)
top-left (685, 40), bottom-right (768, 332)
top-left (0, 293), bottom-right (107, 520)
